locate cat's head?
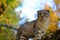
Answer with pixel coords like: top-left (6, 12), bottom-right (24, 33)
top-left (37, 10), bottom-right (50, 19)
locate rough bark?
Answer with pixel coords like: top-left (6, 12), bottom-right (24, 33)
top-left (42, 29), bottom-right (60, 40)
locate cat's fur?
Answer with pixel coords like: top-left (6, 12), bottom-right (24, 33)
top-left (16, 10), bottom-right (50, 40)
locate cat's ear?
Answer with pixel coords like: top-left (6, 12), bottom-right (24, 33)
top-left (37, 10), bottom-right (39, 13)
top-left (47, 10), bottom-right (49, 12)
top-left (37, 10), bottom-right (42, 13)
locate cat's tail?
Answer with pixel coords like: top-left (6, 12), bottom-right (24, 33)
top-left (0, 24), bottom-right (18, 31)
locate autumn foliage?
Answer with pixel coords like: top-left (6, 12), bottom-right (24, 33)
top-left (44, 4), bottom-right (58, 35)
top-left (0, 0), bottom-right (20, 40)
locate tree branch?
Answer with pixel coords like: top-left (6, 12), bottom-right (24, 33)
top-left (42, 29), bottom-right (60, 40)
top-left (0, 24), bottom-right (17, 30)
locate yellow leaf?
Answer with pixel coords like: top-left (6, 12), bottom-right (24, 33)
top-left (54, 0), bottom-right (60, 4)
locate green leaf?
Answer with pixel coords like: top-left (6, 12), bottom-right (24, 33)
top-left (58, 18), bottom-right (60, 20)
top-left (6, 0), bottom-right (14, 3)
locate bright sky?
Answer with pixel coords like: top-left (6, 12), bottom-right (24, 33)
top-left (15, 0), bottom-right (57, 25)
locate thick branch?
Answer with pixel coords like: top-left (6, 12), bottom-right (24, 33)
top-left (42, 29), bottom-right (60, 40)
top-left (0, 24), bottom-right (17, 30)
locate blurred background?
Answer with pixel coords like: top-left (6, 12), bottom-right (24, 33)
top-left (0, 0), bottom-right (60, 40)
